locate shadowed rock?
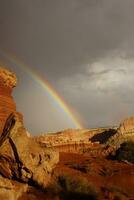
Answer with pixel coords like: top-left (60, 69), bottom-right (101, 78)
top-left (0, 113), bottom-right (15, 147)
top-left (90, 129), bottom-right (117, 144)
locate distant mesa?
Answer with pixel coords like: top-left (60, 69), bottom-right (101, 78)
top-left (35, 119), bottom-right (134, 154)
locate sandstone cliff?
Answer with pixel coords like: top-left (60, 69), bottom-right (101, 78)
top-left (0, 113), bottom-right (59, 188)
top-left (106, 117), bottom-right (134, 148)
top-left (36, 117), bottom-right (134, 155)
top-left (35, 128), bottom-right (116, 153)
top-left (118, 117), bottom-right (134, 134)
top-left (0, 67), bottom-right (59, 191)
top-left (0, 67), bottom-right (17, 134)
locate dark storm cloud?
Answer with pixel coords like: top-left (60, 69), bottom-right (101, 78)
top-left (0, 0), bottom-right (134, 133)
top-left (1, 0), bottom-right (134, 79)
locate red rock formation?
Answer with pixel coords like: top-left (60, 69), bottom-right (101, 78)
top-left (35, 128), bottom-right (114, 153)
top-left (0, 67), bottom-right (59, 189)
top-left (118, 117), bottom-right (134, 134)
top-left (0, 67), bottom-right (17, 134)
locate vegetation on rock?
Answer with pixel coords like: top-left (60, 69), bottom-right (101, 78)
top-left (114, 141), bottom-right (134, 163)
top-left (47, 174), bottom-right (99, 200)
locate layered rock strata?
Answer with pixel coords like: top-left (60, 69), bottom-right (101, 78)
top-left (35, 128), bottom-right (115, 153)
top-left (0, 67), bottom-right (59, 189)
top-left (0, 67), bottom-right (17, 134)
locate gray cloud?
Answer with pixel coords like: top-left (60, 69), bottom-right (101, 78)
top-left (57, 55), bottom-right (134, 127)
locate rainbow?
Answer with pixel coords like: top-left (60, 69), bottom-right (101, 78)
top-left (0, 50), bottom-right (82, 129)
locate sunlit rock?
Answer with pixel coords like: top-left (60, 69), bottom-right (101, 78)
top-left (0, 67), bottom-right (17, 134)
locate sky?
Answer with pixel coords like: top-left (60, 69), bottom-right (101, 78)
top-left (0, 0), bottom-right (134, 134)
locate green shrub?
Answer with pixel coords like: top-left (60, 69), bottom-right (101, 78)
top-left (58, 174), bottom-right (99, 200)
top-left (115, 141), bottom-right (134, 163)
top-left (46, 180), bottom-right (62, 194)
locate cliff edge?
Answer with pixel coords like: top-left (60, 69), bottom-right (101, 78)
top-left (0, 67), bottom-right (17, 133)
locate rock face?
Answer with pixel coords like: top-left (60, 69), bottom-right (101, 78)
top-left (0, 175), bottom-right (28, 200)
top-left (0, 67), bottom-right (17, 134)
top-left (106, 117), bottom-right (134, 148)
top-left (0, 67), bottom-right (59, 190)
top-left (118, 117), bottom-right (134, 134)
top-left (0, 113), bottom-right (59, 188)
top-left (35, 128), bottom-right (115, 153)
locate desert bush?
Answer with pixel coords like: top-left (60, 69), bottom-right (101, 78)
top-left (46, 181), bottom-right (62, 195)
top-left (69, 163), bottom-right (90, 173)
top-left (58, 174), bottom-right (99, 200)
top-left (115, 141), bottom-right (134, 163)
